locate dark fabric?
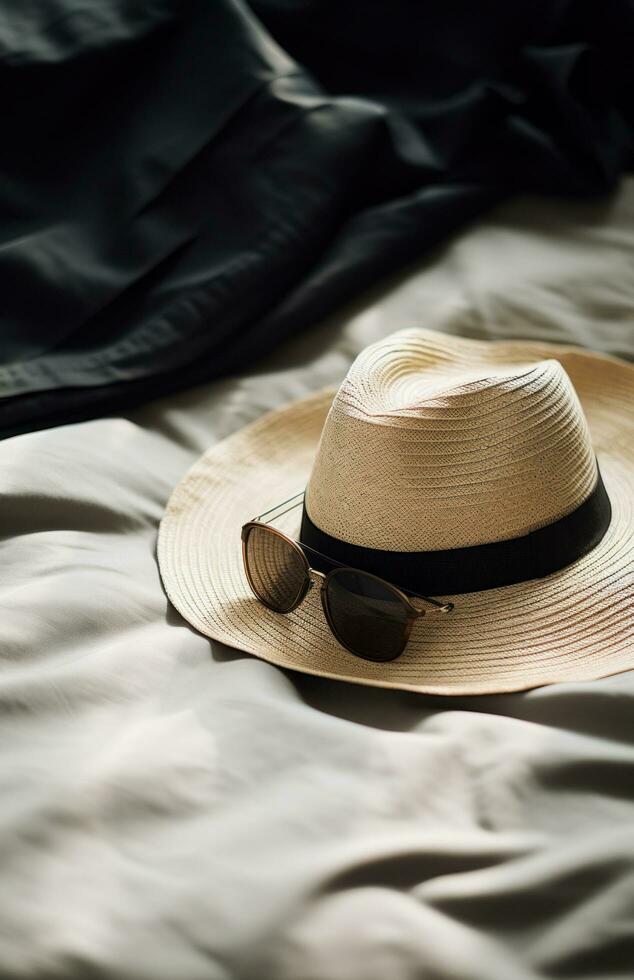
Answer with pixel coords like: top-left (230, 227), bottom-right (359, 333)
top-left (1, 0), bottom-right (633, 439)
top-left (299, 469), bottom-right (612, 594)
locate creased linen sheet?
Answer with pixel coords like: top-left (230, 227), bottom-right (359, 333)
top-left (1, 182), bottom-right (633, 979)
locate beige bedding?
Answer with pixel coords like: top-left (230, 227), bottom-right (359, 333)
top-left (1, 181), bottom-right (633, 979)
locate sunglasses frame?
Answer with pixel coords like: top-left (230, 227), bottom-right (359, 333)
top-left (241, 517), bottom-right (453, 662)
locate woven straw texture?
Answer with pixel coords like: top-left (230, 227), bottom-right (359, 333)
top-left (307, 343), bottom-right (597, 549)
top-left (158, 330), bottom-right (634, 695)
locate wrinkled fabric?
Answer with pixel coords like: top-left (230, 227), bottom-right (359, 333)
top-left (1, 181), bottom-right (633, 979)
top-left (1, 0), bottom-right (633, 437)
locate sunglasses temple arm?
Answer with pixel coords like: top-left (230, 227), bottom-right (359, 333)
top-left (253, 490), bottom-right (305, 523)
top-left (413, 592), bottom-right (451, 610)
top-left (419, 597), bottom-right (454, 614)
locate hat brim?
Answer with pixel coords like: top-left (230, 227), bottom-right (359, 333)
top-left (157, 332), bottom-right (634, 695)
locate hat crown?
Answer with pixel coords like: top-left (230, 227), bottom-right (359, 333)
top-left (305, 330), bottom-right (597, 551)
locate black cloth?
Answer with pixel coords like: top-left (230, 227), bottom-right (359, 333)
top-left (1, 0), bottom-right (633, 438)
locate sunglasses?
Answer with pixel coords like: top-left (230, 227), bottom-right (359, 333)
top-left (241, 493), bottom-right (454, 662)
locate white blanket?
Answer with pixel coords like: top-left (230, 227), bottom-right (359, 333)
top-left (1, 182), bottom-right (634, 979)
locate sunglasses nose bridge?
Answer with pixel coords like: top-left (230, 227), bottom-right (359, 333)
top-left (307, 568), bottom-right (327, 591)
top-left (306, 568), bottom-right (326, 597)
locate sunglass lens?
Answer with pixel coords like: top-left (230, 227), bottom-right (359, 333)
top-left (324, 569), bottom-right (410, 662)
top-left (244, 525), bottom-right (309, 613)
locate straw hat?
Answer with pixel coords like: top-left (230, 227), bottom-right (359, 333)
top-left (157, 329), bottom-right (634, 695)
